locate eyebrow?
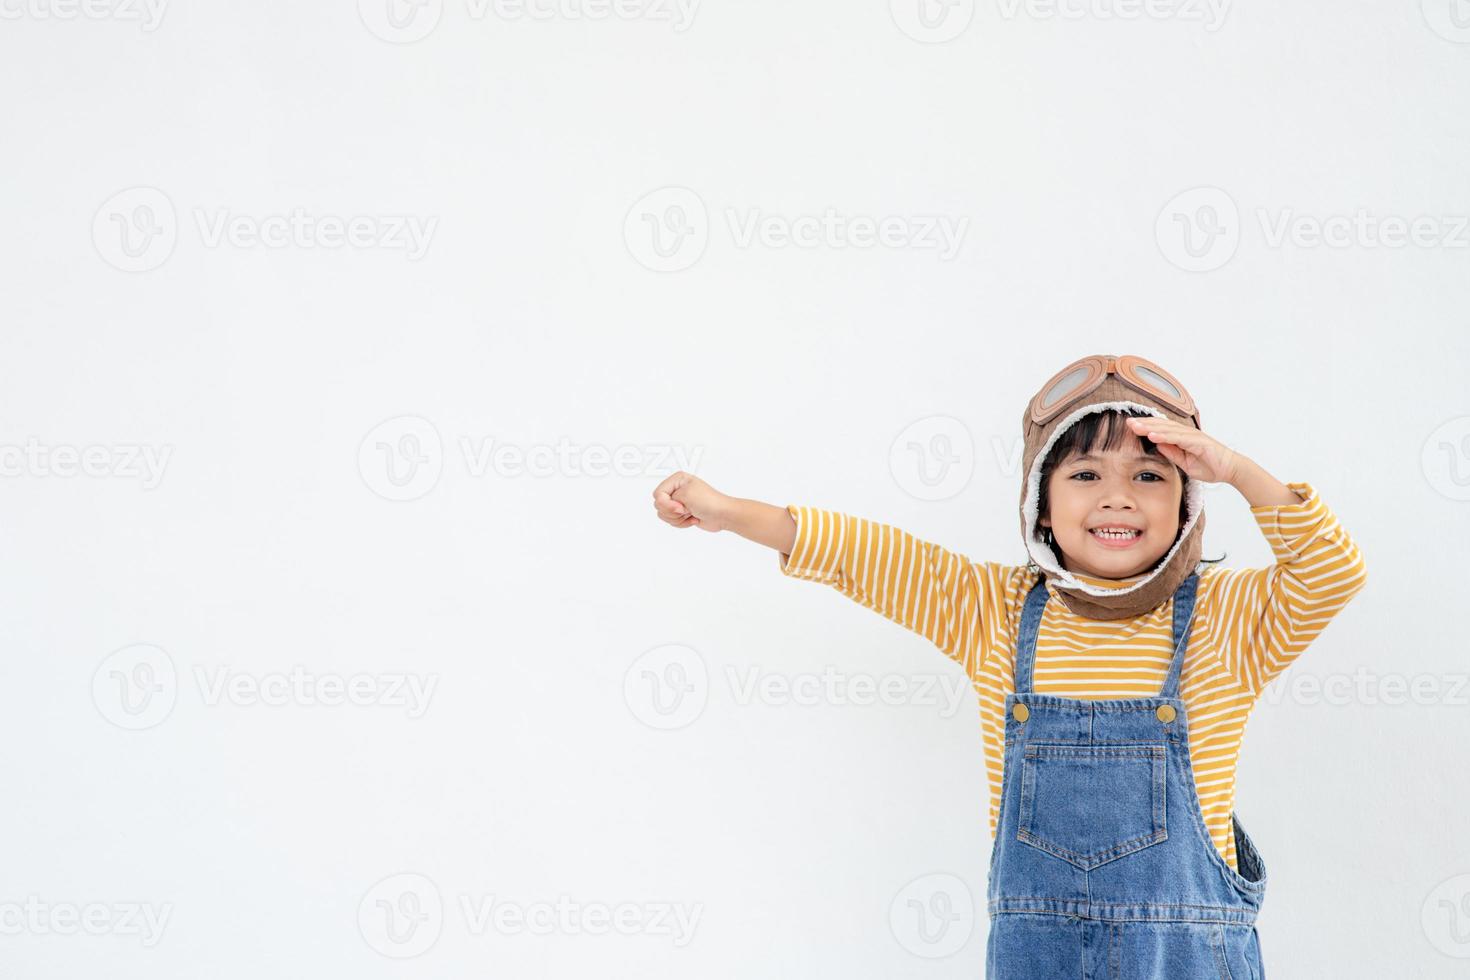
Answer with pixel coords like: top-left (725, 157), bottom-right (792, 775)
top-left (1066, 453), bottom-right (1166, 466)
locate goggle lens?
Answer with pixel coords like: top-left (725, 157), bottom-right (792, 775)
top-left (1130, 364), bottom-right (1181, 400)
top-left (1039, 365), bottom-right (1094, 410)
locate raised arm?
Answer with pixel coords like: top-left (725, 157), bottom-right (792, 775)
top-left (1121, 418), bottom-right (1370, 696)
top-left (1200, 477), bottom-right (1369, 696)
top-left (651, 470), bottom-right (993, 679)
top-left (771, 505), bottom-right (990, 679)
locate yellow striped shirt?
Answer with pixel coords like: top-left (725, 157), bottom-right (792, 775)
top-left (776, 481), bottom-right (1368, 873)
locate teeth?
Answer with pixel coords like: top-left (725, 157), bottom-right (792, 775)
top-left (1091, 528), bottom-right (1139, 540)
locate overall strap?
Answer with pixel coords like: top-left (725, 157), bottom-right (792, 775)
top-left (1013, 576), bottom-right (1051, 695)
top-left (1157, 573), bottom-right (1200, 700)
top-left (1014, 572), bottom-right (1200, 698)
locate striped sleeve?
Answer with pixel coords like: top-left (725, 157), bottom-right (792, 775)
top-left (1200, 481), bottom-right (1369, 696)
top-left (777, 505), bottom-right (992, 681)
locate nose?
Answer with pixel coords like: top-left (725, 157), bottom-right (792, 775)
top-left (1098, 475), bottom-right (1137, 510)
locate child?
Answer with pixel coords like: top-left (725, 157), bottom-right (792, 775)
top-left (651, 353), bottom-right (1367, 979)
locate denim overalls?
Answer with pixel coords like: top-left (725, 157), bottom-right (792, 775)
top-left (986, 573), bottom-right (1270, 980)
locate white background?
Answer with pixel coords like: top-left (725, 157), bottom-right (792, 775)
top-left (1, 0), bottom-right (1466, 976)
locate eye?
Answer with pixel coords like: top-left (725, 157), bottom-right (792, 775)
top-left (1068, 470), bottom-right (1166, 482)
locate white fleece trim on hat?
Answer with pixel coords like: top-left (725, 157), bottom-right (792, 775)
top-left (1022, 400), bottom-right (1203, 598)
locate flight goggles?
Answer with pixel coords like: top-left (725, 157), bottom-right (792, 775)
top-left (1028, 354), bottom-right (1199, 428)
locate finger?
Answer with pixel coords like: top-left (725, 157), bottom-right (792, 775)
top-left (1154, 443), bottom-right (1187, 468)
top-left (1139, 424), bottom-right (1199, 446)
top-left (1127, 418), bottom-right (1168, 439)
top-left (654, 487), bottom-right (689, 511)
top-left (651, 471), bottom-right (688, 503)
top-left (653, 493), bottom-right (688, 515)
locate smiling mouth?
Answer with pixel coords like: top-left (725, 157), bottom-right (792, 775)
top-left (1089, 527), bottom-right (1143, 546)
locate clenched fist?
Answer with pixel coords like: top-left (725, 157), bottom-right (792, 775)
top-left (651, 471), bottom-right (732, 532)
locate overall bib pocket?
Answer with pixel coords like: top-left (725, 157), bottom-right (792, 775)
top-left (1017, 742), bottom-right (1167, 870)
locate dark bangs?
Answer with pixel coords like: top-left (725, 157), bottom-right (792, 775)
top-left (1045, 408), bottom-right (1164, 473)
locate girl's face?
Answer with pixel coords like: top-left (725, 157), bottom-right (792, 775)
top-left (1039, 439), bottom-right (1183, 580)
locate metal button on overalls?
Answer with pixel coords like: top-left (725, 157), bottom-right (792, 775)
top-left (986, 573), bottom-right (1270, 979)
